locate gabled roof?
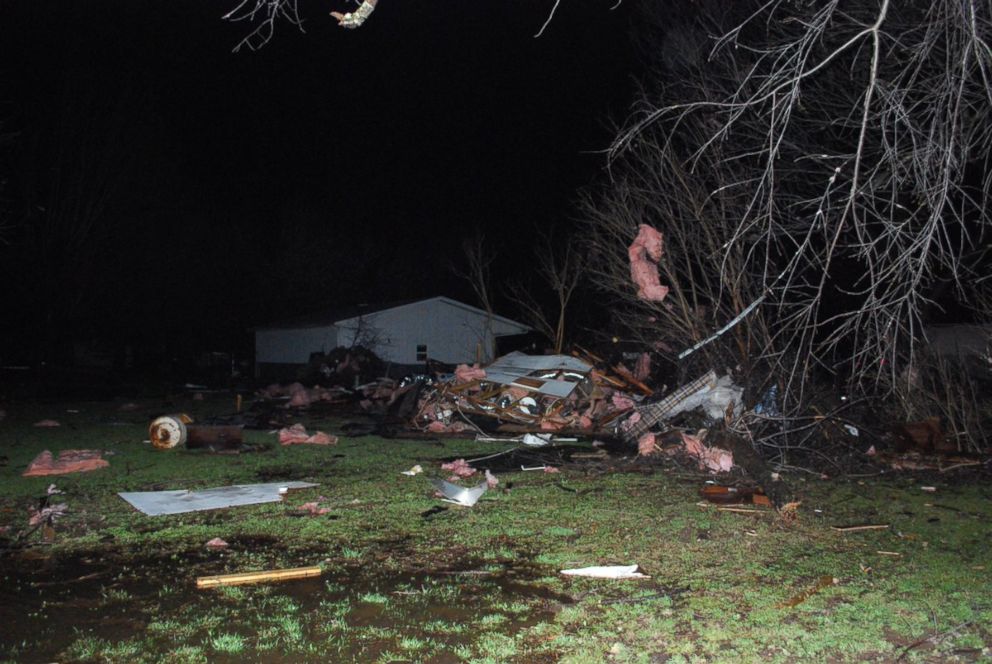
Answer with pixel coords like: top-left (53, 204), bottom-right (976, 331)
top-left (255, 296), bottom-right (529, 331)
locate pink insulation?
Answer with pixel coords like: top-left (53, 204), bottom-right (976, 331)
top-left (23, 449), bottom-right (109, 477)
top-left (680, 432), bottom-right (734, 473)
top-left (637, 432), bottom-right (658, 456)
top-left (441, 458), bottom-right (476, 479)
top-left (278, 423), bottom-right (338, 446)
top-left (455, 363), bottom-right (487, 383)
top-left (627, 224), bottom-right (669, 302)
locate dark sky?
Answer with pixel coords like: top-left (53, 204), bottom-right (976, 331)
top-left (0, 0), bottom-right (637, 360)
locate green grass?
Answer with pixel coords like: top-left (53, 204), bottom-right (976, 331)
top-left (0, 395), bottom-right (990, 662)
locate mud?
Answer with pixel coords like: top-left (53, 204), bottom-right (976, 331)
top-left (0, 540), bottom-right (569, 662)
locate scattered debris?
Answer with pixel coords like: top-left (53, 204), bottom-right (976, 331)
top-left (831, 524), bottom-right (890, 533)
top-left (23, 449), bottom-right (109, 477)
top-left (149, 414), bottom-right (193, 449)
top-left (278, 423), bottom-right (337, 446)
top-left (560, 565), bottom-right (649, 579)
top-left (401, 464), bottom-right (423, 476)
top-left (196, 565), bottom-right (322, 588)
top-left (33, 420), bottom-right (61, 428)
top-left (118, 481), bottom-right (319, 516)
top-left (777, 576), bottom-right (838, 608)
top-left (205, 537), bottom-right (229, 549)
top-left (700, 485), bottom-right (772, 507)
top-left (441, 458), bottom-right (476, 480)
top-left (429, 478), bottom-right (488, 507)
top-left (297, 501), bottom-right (332, 516)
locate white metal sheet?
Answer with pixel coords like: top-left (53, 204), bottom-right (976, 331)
top-left (118, 481), bottom-right (319, 516)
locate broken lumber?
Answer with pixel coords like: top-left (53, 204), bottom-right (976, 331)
top-left (196, 565), bottom-right (322, 588)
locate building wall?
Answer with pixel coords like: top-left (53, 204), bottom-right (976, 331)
top-left (254, 326), bottom-right (338, 365)
top-left (336, 298), bottom-right (529, 365)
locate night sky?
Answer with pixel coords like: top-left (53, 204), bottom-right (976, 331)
top-left (0, 0), bottom-right (636, 364)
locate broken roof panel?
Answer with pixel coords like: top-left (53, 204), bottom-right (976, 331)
top-left (482, 352), bottom-right (593, 398)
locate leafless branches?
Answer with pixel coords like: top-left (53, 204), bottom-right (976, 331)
top-left (224, 0), bottom-right (305, 52)
top-left (604, 0), bottom-right (992, 399)
top-left (507, 234), bottom-right (582, 353)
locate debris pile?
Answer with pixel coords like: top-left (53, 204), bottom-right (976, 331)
top-left (406, 350), bottom-right (650, 435)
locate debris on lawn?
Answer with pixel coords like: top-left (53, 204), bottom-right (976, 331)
top-left (297, 501), bottom-right (332, 516)
top-left (196, 565), bottom-right (322, 588)
top-left (430, 478), bottom-right (488, 507)
top-left (28, 501), bottom-right (68, 527)
top-left (831, 524), bottom-right (890, 533)
top-left (118, 481), bottom-right (319, 516)
top-left (23, 449), bottom-right (109, 477)
top-left (700, 485), bottom-right (772, 507)
top-left (33, 419), bottom-right (61, 428)
top-left (401, 464), bottom-right (423, 476)
top-left (205, 537), bottom-right (229, 549)
top-left (278, 423), bottom-right (338, 446)
top-left (560, 564), bottom-right (650, 579)
top-left (149, 414), bottom-right (193, 449)
top-left (150, 414), bottom-right (245, 451)
top-left (776, 575), bottom-right (838, 609)
top-left (441, 458), bottom-right (476, 480)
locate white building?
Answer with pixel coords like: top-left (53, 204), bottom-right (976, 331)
top-left (254, 296), bottom-right (531, 377)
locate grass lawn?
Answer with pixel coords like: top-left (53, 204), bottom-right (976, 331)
top-left (1, 394), bottom-right (990, 663)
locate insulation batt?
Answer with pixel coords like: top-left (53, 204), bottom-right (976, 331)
top-left (627, 224), bottom-right (670, 302)
top-left (23, 449), bottom-right (109, 476)
top-left (454, 364), bottom-right (487, 383)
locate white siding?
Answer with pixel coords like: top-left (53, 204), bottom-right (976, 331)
top-left (255, 326), bottom-right (338, 364)
top-left (336, 298), bottom-right (529, 365)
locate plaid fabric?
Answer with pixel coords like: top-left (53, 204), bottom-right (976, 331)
top-left (622, 370), bottom-right (717, 442)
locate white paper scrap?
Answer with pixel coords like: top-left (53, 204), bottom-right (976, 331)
top-left (560, 565), bottom-right (649, 579)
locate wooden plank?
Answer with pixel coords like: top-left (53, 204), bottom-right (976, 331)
top-left (196, 565), bottom-right (322, 588)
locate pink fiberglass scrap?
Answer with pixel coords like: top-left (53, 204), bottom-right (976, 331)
top-left (638, 432), bottom-right (658, 456)
top-left (679, 432), bottom-right (734, 473)
top-left (33, 419), bottom-right (61, 428)
top-left (286, 384), bottom-right (312, 408)
top-left (298, 501), bottom-right (332, 515)
top-left (441, 458), bottom-right (476, 480)
top-left (426, 420), bottom-right (474, 433)
top-left (634, 353), bottom-right (652, 381)
top-left (627, 224), bottom-right (669, 302)
top-left (23, 449), bottom-right (109, 477)
top-left (278, 423), bottom-right (338, 446)
top-left (454, 363), bottom-right (486, 384)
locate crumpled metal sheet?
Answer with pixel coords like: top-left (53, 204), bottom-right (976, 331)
top-left (429, 478), bottom-right (488, 507)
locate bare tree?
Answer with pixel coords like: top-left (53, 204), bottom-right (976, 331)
top-left (600, 0), bottom-right (992, 401)
top-left (507, 233), bottom-right (583, 353)
top-left (453, 233), bottom-right (498, 361)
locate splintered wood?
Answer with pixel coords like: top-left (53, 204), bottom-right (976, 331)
top-left (196, 566), bottom-right (322, 588)
top-left (777, 576), bottom-right (838, 608)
